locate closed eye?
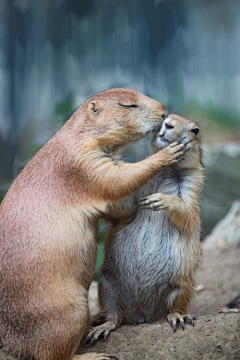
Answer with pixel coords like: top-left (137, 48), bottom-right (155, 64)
top-left (165, 123), bottom-right (174, 129)
top-left (118, 102), bottom-right (138, 108)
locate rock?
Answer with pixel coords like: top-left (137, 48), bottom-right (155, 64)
top-left (204, 200), bottom-right (240, 248)
top-left (195, 284), bottom-right (205, 292)
top-left (190, 243), bottom-right (240, 316)
top-left (201, 142), bottom-right (240, 235)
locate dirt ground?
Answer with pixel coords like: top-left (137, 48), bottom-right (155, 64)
top-left (190, 243), bottom-right (240, 316)
top-left (83, 242), bottom-right (240, 359)
top-left (0, 243), bottom-right (239, 360)
top-left (78, 312), bottom-right (240, 360)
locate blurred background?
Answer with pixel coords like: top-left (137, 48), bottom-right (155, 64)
top-left (0, 0), bottom-right (239, 274)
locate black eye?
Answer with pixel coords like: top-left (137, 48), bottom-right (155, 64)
top-left (165, 123), bottom-right (174, 130)
top-left (118, 102), bottom-right (138, 108)
top-left (191, 128), bottom-right (199, 135)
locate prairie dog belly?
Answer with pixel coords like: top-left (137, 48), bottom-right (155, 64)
top-left (106, 173), bottom-right (196, 323)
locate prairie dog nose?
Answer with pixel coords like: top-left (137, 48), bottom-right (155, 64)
top-left (159, 119), bottom-right (174, 137)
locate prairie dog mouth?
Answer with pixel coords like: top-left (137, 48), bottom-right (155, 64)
top-left (160, 137), bottom-right (170, 145)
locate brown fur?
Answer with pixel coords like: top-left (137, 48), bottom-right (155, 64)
top-left (0, 89), bottom-right (188, 360)
top-left (85, 114), bottom-right (203, 343)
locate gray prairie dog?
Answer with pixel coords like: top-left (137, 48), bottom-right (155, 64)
top-left (0, 89), bottom-right (188, 360)
top-left (85, 114), bottom-right (203, 345)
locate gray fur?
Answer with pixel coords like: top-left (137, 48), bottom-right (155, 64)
top-left (100, 166), bottom-right (201, 324)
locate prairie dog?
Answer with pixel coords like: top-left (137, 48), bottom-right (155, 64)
top-left (0, 90), bottom-right (188, 360)
top-left (85, 114), bottom-right (203, 344)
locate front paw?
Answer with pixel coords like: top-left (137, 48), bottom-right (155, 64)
top-left (138, 193), bottom-right (167, 211)
top-left (158, 137), bottom-right (193, 166)
top-left (84, 321), bottom-right (117, 347)
top-left (167, 312), bottom-right (196, 333)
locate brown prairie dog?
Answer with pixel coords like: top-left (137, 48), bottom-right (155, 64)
top-left (85, 114), bottom-right (203, 345)
top-left (0, 89), bottom-right (189, 360)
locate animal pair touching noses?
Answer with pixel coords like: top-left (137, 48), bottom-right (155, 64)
top-left (0, 89), bottom-right (203, 360)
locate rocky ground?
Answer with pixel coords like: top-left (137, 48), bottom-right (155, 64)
top-left (82, 239), bottom-right (240, 360)
top-left (78, 312), bottom-right (239, 360)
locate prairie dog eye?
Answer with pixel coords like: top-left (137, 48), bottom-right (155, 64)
top-left (191, 128), bottom-right (199, 135)
top-left (118, 102), bottom-right (138, 108)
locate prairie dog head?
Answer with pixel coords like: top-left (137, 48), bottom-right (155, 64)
top-left (81, 88), bottom-right (167, 151)
top-left (151, 114), bottom-right (202, 165)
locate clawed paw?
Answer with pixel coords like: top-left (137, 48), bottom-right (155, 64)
top-left (137, 193), bottom-right (167, 211)
top-left (163, 137), bottom-right (194, 165)
top-left (167, 312), bottom-right (196, 333)
top-left (165, 136), bottom-right (194, 165)
top-left (84, 321), bottom-right (117, 347)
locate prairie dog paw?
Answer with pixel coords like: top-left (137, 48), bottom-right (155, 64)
top-left (159, 137), bottom-right (193, 166)
top-left (138, 193), bottom-right (168, 211)
top-left (167, 312), bottom-right (196, 333)
top-left (84, 321), bottom-right (117, 347)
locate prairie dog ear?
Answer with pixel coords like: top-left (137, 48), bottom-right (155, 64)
top-left (88, 101), bottom-right (101, 115)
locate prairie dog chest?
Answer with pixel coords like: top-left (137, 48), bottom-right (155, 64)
top-left (119, 170), bottom-right (193, 271)
top-left (138, 168), bottom-right (181, 201)
top-left (116, 170), bottom-right (181, 258)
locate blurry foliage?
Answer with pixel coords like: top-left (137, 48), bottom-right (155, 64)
top-left (155, 98), bottom-right (240, 133)
top-left (54, 95), bottom-right (78, 125)
top-left (0, 190), bottom-right (5, 204)
top-left (26, 144), bottom-right (42, 158)
top-left (0, 183), bottom-right (12, 206)
top-left (94, 219), bottom-right (108, 279)
top-left (154, 97), bottom-right (240, 144)
top-left (183, 101), bottom-right (239, 129)
top-left (23, 96), bottom-right (77, 158)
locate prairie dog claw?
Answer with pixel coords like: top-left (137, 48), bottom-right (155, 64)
top-left (84, 321), bottom-right (117, 347)
top-left (160, 137), bottom-right (194, 166)
top-left (137, 193), bottom-right (168, 211)
top-left (167, 313), bottom-right (196, 333)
